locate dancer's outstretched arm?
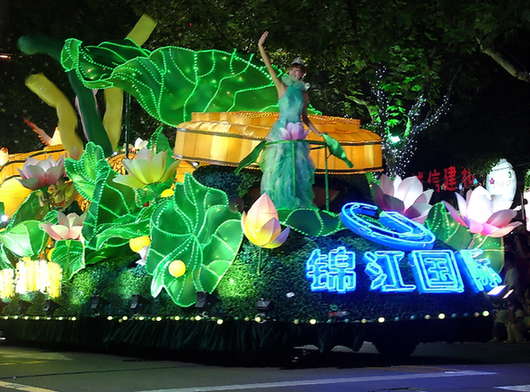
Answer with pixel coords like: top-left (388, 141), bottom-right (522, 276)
top-left (258, 31), bottom-right (285, 97)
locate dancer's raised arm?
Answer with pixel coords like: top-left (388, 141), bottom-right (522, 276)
top-left (258, 31), bottom-right (285, 97)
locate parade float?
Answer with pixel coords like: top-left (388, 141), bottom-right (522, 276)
top-left (0, 16), bottom-right (517, 358)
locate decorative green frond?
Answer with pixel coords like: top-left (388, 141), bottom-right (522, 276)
top-left (52, 239), bottom-right (85, 280)
top-left (147, 174), bottom-right (243, 307)
top-left (64, 142), bottom-right (107, 201)
top-left (425, 203), bottom-right (472, 250)
top-left (147, 126), bottom-right (172, 154)
top-left (82, 160), bottom-right (139, 263)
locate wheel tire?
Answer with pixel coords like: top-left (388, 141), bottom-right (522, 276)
top-left (373, 337), bottom-right (418, 359)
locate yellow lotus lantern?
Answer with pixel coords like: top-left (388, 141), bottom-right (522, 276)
top-left (113, 148), bottom-right (179, 189)
top-left (241, 193), bottom-right (290, 248)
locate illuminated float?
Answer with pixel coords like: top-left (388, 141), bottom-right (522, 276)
top-left (0, 16), bottom-right (516, 358)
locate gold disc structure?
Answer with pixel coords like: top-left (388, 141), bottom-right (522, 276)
top-left (174, 112), bottom-right (383, 174)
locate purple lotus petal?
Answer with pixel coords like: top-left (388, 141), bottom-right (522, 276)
top-left (413, 189), bottom-right (434, 205)
top-left (379, 174), bottom-right (395, 196)
top-left (373, 185), bottom-right (386, 209)
top-left (443, 201), bottom-right (468, 227)
top-left (467, 186), bottom-right (493, 223)
top-left (264, 227), bottom-right (290, 249)
top-left (468, 219), bottom-right (485, 235)
top-left (18, 177), bottom-right (40, 190)
top-left (381, 194), bottom-right (405, 213)
top-left (396, 176), bottom-right (423, 209)
top-left (411, 213), bottom-right (430, 224)
top-left (486, 209), bottom-right (517, 227)
top-left (405, 202), bottom-right (432, 220)
top-left (455, 192), bottom-right (468, 218)
top-left (487, 221), bottom-right (523, 238)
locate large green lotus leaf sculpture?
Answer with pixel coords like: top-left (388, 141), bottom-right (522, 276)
top-left (278, 208), bottom-right (345, 237)
top-left (146, 174), bottom-right (243, 307)
top-left (64, 142), bottom-right (106, 201)
top-left (61, 38), bottom-right (320, 127)
top-left (425, 202), bottom-right (504, 272)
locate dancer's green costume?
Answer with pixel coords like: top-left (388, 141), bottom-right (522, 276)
top-left (260, 75), bottom-right (315, 209)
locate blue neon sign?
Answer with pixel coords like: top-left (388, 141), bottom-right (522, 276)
top-left (305, 202), bottom-right (502, 294)
top-left (340, 202), bottom-right (435, 251)
top-left (306, 247), bottom-right (356, 293)
top-left (305, 247), bottom-right (500, 294)
top-left (364, 251), bottom-right (416, 293)
top-left (409, 250), bottom-right (464, 293)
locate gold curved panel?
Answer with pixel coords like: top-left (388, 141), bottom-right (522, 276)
top-left (174, 112), bottom-right (383, 174)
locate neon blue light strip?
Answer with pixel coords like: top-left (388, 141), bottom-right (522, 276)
top-left (456, 249), bottom-right (502, 293)
top-left (363, 251), bottom-right (416, 293)
top-left (305, 247), bottom-right (356, 294)
top-left (409, 250), bottom-right (464, 293)
top-left (340, 202), bottom-right (435, 251)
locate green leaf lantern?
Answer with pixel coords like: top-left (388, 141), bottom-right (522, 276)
top-left (146, 174), bottom-right (243, 307)
top-left (82, 159), bottom-right (140, 263)
top-left (50, 239), bottom-right (85, 280)
top-left (278, 208), bottom-right (345, 237)
top-left (0, 220), bottom-right (48, 258)
top-left (64, 142), bottom-right (107, 202)
top-left (61, 38), bottom-right (294, 126)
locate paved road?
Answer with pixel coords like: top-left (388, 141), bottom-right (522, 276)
top-left (0, 342), bottom-right (528, 392)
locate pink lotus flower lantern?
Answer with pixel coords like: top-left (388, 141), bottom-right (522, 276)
top-left (444, 186), bottom-right (522, 237)
top-left (40, 212), bottom-right (85, 241)
top-left (372, 174), bottom-right (434, 223)
top-left (18, 157), bottom-right (65, 190)
top-left (279, 122), bottom-right (308, 140)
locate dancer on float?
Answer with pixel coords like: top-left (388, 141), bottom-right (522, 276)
top-left (257, 31), bottom-right (322, 209)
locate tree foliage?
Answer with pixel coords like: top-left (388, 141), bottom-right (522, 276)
top-left (1, 0), bottom-right (528, 176)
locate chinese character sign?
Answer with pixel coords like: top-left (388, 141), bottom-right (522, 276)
top-left (306, 247), bottom-right (501, 295)
top-left (306, 247), bottom-right (356, 294)
top-left (306, 201), bottom-right (502, 295)
top-left (416, 167), bottom-right (476, 193)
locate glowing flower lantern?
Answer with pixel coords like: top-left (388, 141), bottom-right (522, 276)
top-left (372, 174), bottom-right (434, 223)
top-left (0, 147), bottom-right (8, 166)
top-left (46, 262), bottom-right (62, 299)
top-left (15, 258), bottom-right (62, 297)
top-left (18, 156), bottom-right (65, 190)
top-left (444, 186), bottom-right (522, 237)
top-left (113, 148), bottom-right (179, 189)
top-left (241, 193), bottom-right (290, 248)
top-left (40, 212), bottom-right (85, 241)
top-left (0, 269), bottom-right (15, 299)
